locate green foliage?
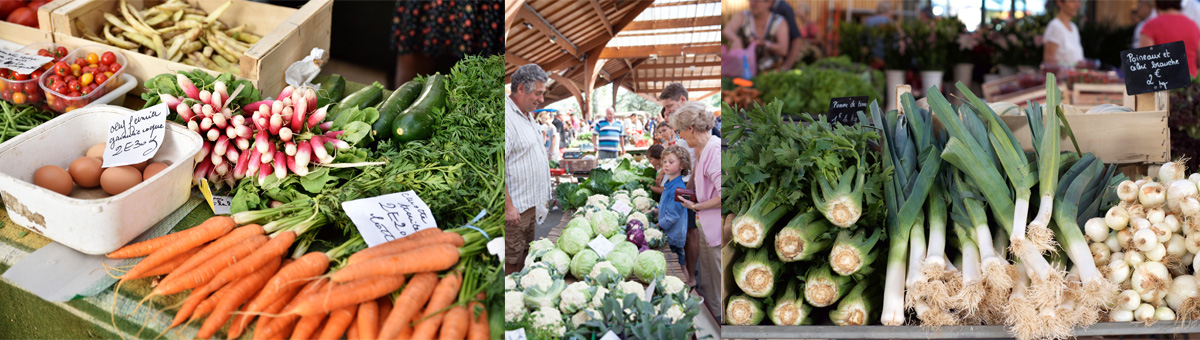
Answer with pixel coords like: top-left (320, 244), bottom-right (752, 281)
top-left (140, 70), bottom-right (261, 119)
top-left (752, 60), bottom-right (880, 115)
top-left (838, 21), bottom-right (871, 65)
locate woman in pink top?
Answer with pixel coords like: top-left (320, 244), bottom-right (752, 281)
top-left (1140, 0), bottom-right (1200, 77)
top-left (671, 101), bottom-right (722, 273)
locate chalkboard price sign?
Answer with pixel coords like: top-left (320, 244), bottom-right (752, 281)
top-left (828, 96), bottom-right (868, 126)
top-left (1121, 41), bottom-right (1191, 95)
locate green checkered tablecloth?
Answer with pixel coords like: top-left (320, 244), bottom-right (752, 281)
top-left (0, 193), bottom-right (242, 339)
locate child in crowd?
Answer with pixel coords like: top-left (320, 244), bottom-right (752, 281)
top-left (647, 144), bottom-right (665, 195)
top-left (658, 145), bottom-right (691, 279)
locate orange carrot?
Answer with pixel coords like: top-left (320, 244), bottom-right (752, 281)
top-left (191, 280), bottom-right (235, 321)
top-left (378, 272), bottom-right (439, 339)
top-left (397, 306), bottom-right (422, 340)
top-left (251, 285), bottom-right (305, 340)
top-left (228, 253), bottom-right (327, 339)
top-left (120, 216), bottom-right (235, 279)
top-left (256, 278), bottom-right (329, 340)
top-left (466, 300), bottom-right (489, 340)
top-left (171, 231), bottom-right (296, 326)
top-left (347, 317), bottom-right (359, 340)
top-left (129, 247), bottom-right (200, 280)
top-left (332, 243), bottom-right (459, 282)
top-left (161, 224), bottom-right (264, 284)
top-left (106, 216), bottom-right (235, 259)
top-left (228, 282), bottom-right (303, 340)
top-left (318, 305), bottom-right (357, 340)
top-left (156, 234), bottom-right (269, 296)
top-left (376, 296), bottom-right (392, 336)
top-left (167, 235), bottom-right (269, 327)
top-left (438, 304), bottom-right (469, 339)
top-left (285, 275), bottom-right (406, 316)
top-left (411, 272), bottom-right (462, 339)
top-left (356, 300), bottom-right (378, 340)
top-left (346, 229), bottom-right (460, 265)
top-left (290, 314), bottom-right (326, 340)
top-left (196, 257), bottom-right (282, 339)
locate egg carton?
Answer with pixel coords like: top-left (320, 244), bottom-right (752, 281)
top-left (0, 105), bottom-right (201, 255)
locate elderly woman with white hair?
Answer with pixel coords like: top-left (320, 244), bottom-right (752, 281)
top-left (671, 101), bottom-right (722, 316)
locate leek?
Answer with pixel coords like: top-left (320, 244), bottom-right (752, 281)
top-left (1051, 153), bottom-right (1119, 307)
top-left (769, 281), bottom-right (811, 325)
top-left (829, 228), bottom-right (881, 276)
top-left (726, 294), bottom-right (765, 325)
top-left (733, 247), bottom-right (782, 298)
top-left (804, 263), bottom-right (854, 307)
top-left (775, 210), bottom-right (833, 262)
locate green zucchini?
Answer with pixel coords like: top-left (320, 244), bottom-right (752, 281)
top-left (333, 82), bottom-right (384, 118)
top-left (390, 73), bottom-right (446, 143)
top-left (316, 74), bottom-right (346, 108)
top-left (372, 79), bottom-right (423, 140)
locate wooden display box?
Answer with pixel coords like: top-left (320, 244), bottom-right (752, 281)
top-left (1072, 83), bottom-right (1127, 109)
top-left (0, 0), bottom-right (73, 46)
top-left (45, 0), bottom-right (331, 96)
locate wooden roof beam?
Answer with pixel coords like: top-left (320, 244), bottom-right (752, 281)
top-left (517, 3), bottom-right (579, 56)
top-left (535, 0), bottom-right (654, 73)
top-left (588, 0), bottom-right (615, 36)
top-left (624, 16), bottom-right (721, 30)
top-left (635, 75), bottom-right (720, 82)
top-left (599, 44), bottom-right (721, 59)
top-left (638, 61), bottom-right (721, 69)
top-left (504, 0), bottom-right (526, 41)
top-left (651, 0), bottom-right (721, 7)
top-left (697, 90), bottom-right (721, 101)
top-left (548, 73), bottom-right (586, 117)
top-left (637, 86), bottom-right (721, 94)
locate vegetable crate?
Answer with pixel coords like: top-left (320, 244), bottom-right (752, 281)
top-left (1071, 83), bottom-right (1127, 109)
top-left (44, 0), bottom-right (331, 97)
top-left (982, 74), bottom-right (1071, 109)
top-left (0, 0), bottom-right (67, 46)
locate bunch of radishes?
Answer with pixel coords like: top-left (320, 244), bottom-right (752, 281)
top-left (1089, 161), bottom-right (1200, 322)
top-left (160, 74), bottom-right (254, 187)
top-left (242, 85), bottom-right (347, 185)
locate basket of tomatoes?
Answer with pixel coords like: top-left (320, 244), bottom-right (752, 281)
top-left (39, 45), bottom-right (125, 113)
top-left (0, 43), bottom-right (69, 107)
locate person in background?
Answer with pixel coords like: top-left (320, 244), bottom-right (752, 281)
top-left (657, 145), bottom-right (692, 284)
top-left (655, 124), bottom-right (677, 146)
top-left (1140, 0), bottom-right (1200, 78)
top-left (552, 111), bottom-right (567, 151)
top-left (770, 0), bottom-right (803, 71)
top-left (391, 0), bottom-right (502, 86)
top-left (863, 1), bottom-right (893, 64)
top-left (592, 108), bottom-right (624, 159)
top-left (540, 111), bottom-right (560, 161)
top-left (505, 64), bottom-right (551, 275)
top-left (1133, 0), bottom-right (1158, 49)
top-left (671, 101), bottom-right (723, 316)
top-left (1043, 0), bottom-right (1086, 68)
top-left (659, 83), bottom-right (695, 165)
top-left (1183, 0), bottom-right (1200, 32)
top-left (647, 144), bottom-right (666, 195)
top-left (723, 0), bottom-right (789, 73)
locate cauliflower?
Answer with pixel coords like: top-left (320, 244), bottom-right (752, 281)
top-left (665, 304), bottom-right (686, 322)
top-left (586, 194), bottom-right (610, 207)
top-left (542, 249), bottom-right (572, 274)
top-left (612, 190), bottom-right (630, 197)
top-left (560, 281), bottom-right (592, 314)
top-left (589, 261), bottom-right (620, 285)
top-left (662, 275), bottom-right (686, 296)
top-left (631, 188), bottom-right (649, 198)
top-left (626, 212), bottom-right (650, 228)
top-left (529, 239), bottom-right (555, 254)
top-left (531, 307), bottom-right (566, 336)
top-left (590, 286), bottom-right (610, 309)
top-left (644, 228), bottom-right (665, 248)
top-left (505, 275), bottom-right (517, 291)
top-left (505, 291), bottom-right (526, 322)
top-left (612, 193), bottom-right (631, 205)
top-left (571, 308), bottom-right (599, 328)
top-left (616, 281), bottom-right (647, 301)
top-left (633, 196), bottom-right (654, 212)
top-left (519, 267), bottom-right (553, 291)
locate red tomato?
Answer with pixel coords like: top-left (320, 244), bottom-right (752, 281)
top-left (23, 81), bottom-right (36, 93)
top-left (94, 73), bottom-right (108, 85)
top-left (51, 82), bottom-right (66, 94)
top-left (11, 73), bottom-right (26, 81)
top-left (27, 91), bottom-right (39, 102)
top-left (100, 52), bottom-right (116, 65)
top-left (80, 87), bottom-right (91, 95)
top-left (30, 69), bottom-right (42, 79)
top-left (25, 0), bottom-right (46, 11)
top-left (55, 47), bottom-right (67, 59)
top-left (36, 49), bottom-right (49, 57)
top-left (109, 63), bottom-right (121, 73)
top-left (67, 91), bottom-right (80, 97)
top-left (73, 57), bottom-right (87, 67)
top-left (6, 7), bottom-right (36, 27)
top-left (67, 81), bottom-right (80, 92)
top-left (0, 0), bottom-right (22, 19)
top-left (45, 74), bottom-right (61, 87)
top-left (52, 61), bottom-right (69, 77)
top-left (0, 69), bottom-right (10, 78)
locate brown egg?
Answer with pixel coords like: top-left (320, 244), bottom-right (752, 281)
top-left (131, 160), bottom-right (149, 171)
top-left (68, 157), bottom-right (103, 188)
top-left (99, 166), bottom-right (142, 195)
top-left (33, 165), bottom-right (73, 196)
top-left (85, 143), bottom-right (106, 159)
top-left (142, 162), bottom-right (168, 181)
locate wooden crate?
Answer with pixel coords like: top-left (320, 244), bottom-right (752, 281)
top-left (0, 0), bottom-right (73, 46)
top-left (46, 0), bottom-right (331, 97)
top-left (1072, 83), bottom-right (1127, 109)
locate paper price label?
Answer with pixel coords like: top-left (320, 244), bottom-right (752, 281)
top-left (589, 235), bottom-right (615, 258)
top-left (504, 328), bottom-right (527, 340)
top-left (212, 196), bottom-right (232, 215)
top-left (645, 278), bottom-right (657, 300)
top-left (487, 237), bottom-right (505, 259)
top-left (103, 103), bottom-right (168, 168)
top-left (342, 191), bottom-right (438, 247)
top-left (0, 49), bottom-right (52, 75)
top-left (611, 200), bottom-right (632, 215)
top-left (600, 330), bottom-right (622, 340)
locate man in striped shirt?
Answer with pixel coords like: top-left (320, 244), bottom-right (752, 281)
top-left (505, 64), bottom-right (551, 275)
top-left (592, 107), bottom-right (624, 159)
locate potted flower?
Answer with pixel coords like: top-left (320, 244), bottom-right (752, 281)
top-left (874, 24), bottom-right (909, 109)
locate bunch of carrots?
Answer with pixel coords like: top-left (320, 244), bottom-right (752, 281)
top-left (107, 213), bottom-right (501, 339)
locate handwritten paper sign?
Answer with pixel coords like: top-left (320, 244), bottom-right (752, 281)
top-left (828, 96), bottom-right (868, 125)
top-left (487, 237), bottom-right (505, 259)
top-left (504, 328), bottom-right (527, 340)
top-left (342, 191), bottom-right (438, 247)
top-left (1121, 41), bottom-right (1191, 95)
top-left (103, 103), bottom-right (168, 168)
top-left (611, 200), bottom-right (632, 216)
top-left (589, 234), bottom-right (615, 258)
top-left (645, 278), bottom-right (657, 300)
top-left (600, 330), bottom-right (622, 340)
top-left (0, 49), bottom-right (52, 75)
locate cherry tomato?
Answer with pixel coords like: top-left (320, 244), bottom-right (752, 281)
top-left (13, 92), bottom-right (26, 104)
top-left (100, 52), bottom-right (115, 65)
top-left (109, 63), bottom-right (121, 72)
top-left (85, 53), bottom-right (99, 65)
top-left (64, 75), bottom-right (76, 83)
top-left (94, 73), bottom-right (108, 85)
top-left (72, 57), bottom-right (86, 67)
top-left (46, 74), bottom-right (61, 87)
top-left (52, 61), bottom-right (69, 77)
top-left (51, 82), bottom-right (66, 94)
top-left (11, 73), bottom-right (27, 81)
top-left (68, 91), bottom-right (80, 98)
top-left (30, 70), bottom-right (42, 79)
top-left (79, 73), bottom-right (93, 86)
top-left (23, 82), bottom-right (37, 93)
top-left (0, 69), bottom-right (10, 78)
top-left (80, 87), bottom-right (91, 95)
top-left (67, 81), bottom-right (81, 93)
top-left (69, 64), bottom-right (80, 76)
top-left (86, 83), bottom-right (98, 91)
top-left (27, 91), bottom-right (40, 102)
top-left (37, 49), bottom-right (49, 57)
top-left (103, 71), bottom-right (113, 78)
top-left (55, 47), bottom-right (67, 59)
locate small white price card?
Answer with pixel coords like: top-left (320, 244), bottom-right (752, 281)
top-left (212, 196), bottom-right (232, 215)
top-left (504, 328), bottom-right (527, 340)
top-left (487, 237), bottom-right (505, 259)
top-left (645, 278), bottom-right (657, 300)
top-left (589, 234), bottom-right (615, 258)
top-left (103, 103), bottom-right (168, 168)
top-left (600, 330), bottom-right (622, 340)
top-left (611, 200), bottom-right (632, 215)
top-left (0, 49), bottom-right (52, 75)
top-left (342, 191), bottom-right (438, 247)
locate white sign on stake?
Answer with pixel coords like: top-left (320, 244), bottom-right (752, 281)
top-left (645, 278), bottom-right (657, 300)
top-left (487, 237), bottom-right (505, 259)
top-left (103, 103), bottom-right (169, 168)
top-left (589, 235), bottom-right (615, 258)
top-left (0, 49), bottom-right (52, 75)
top-left (600, 330), bottom-right (622, 340)
top-left (342, 191), bottom-right (438, 247)
top-left (212, 195), bottom-right (232, 215)
top-left (504, 328), bottom-right (527, 340)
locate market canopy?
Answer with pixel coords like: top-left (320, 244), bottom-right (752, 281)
top-left (504, 0), bottom-right (721, 119)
